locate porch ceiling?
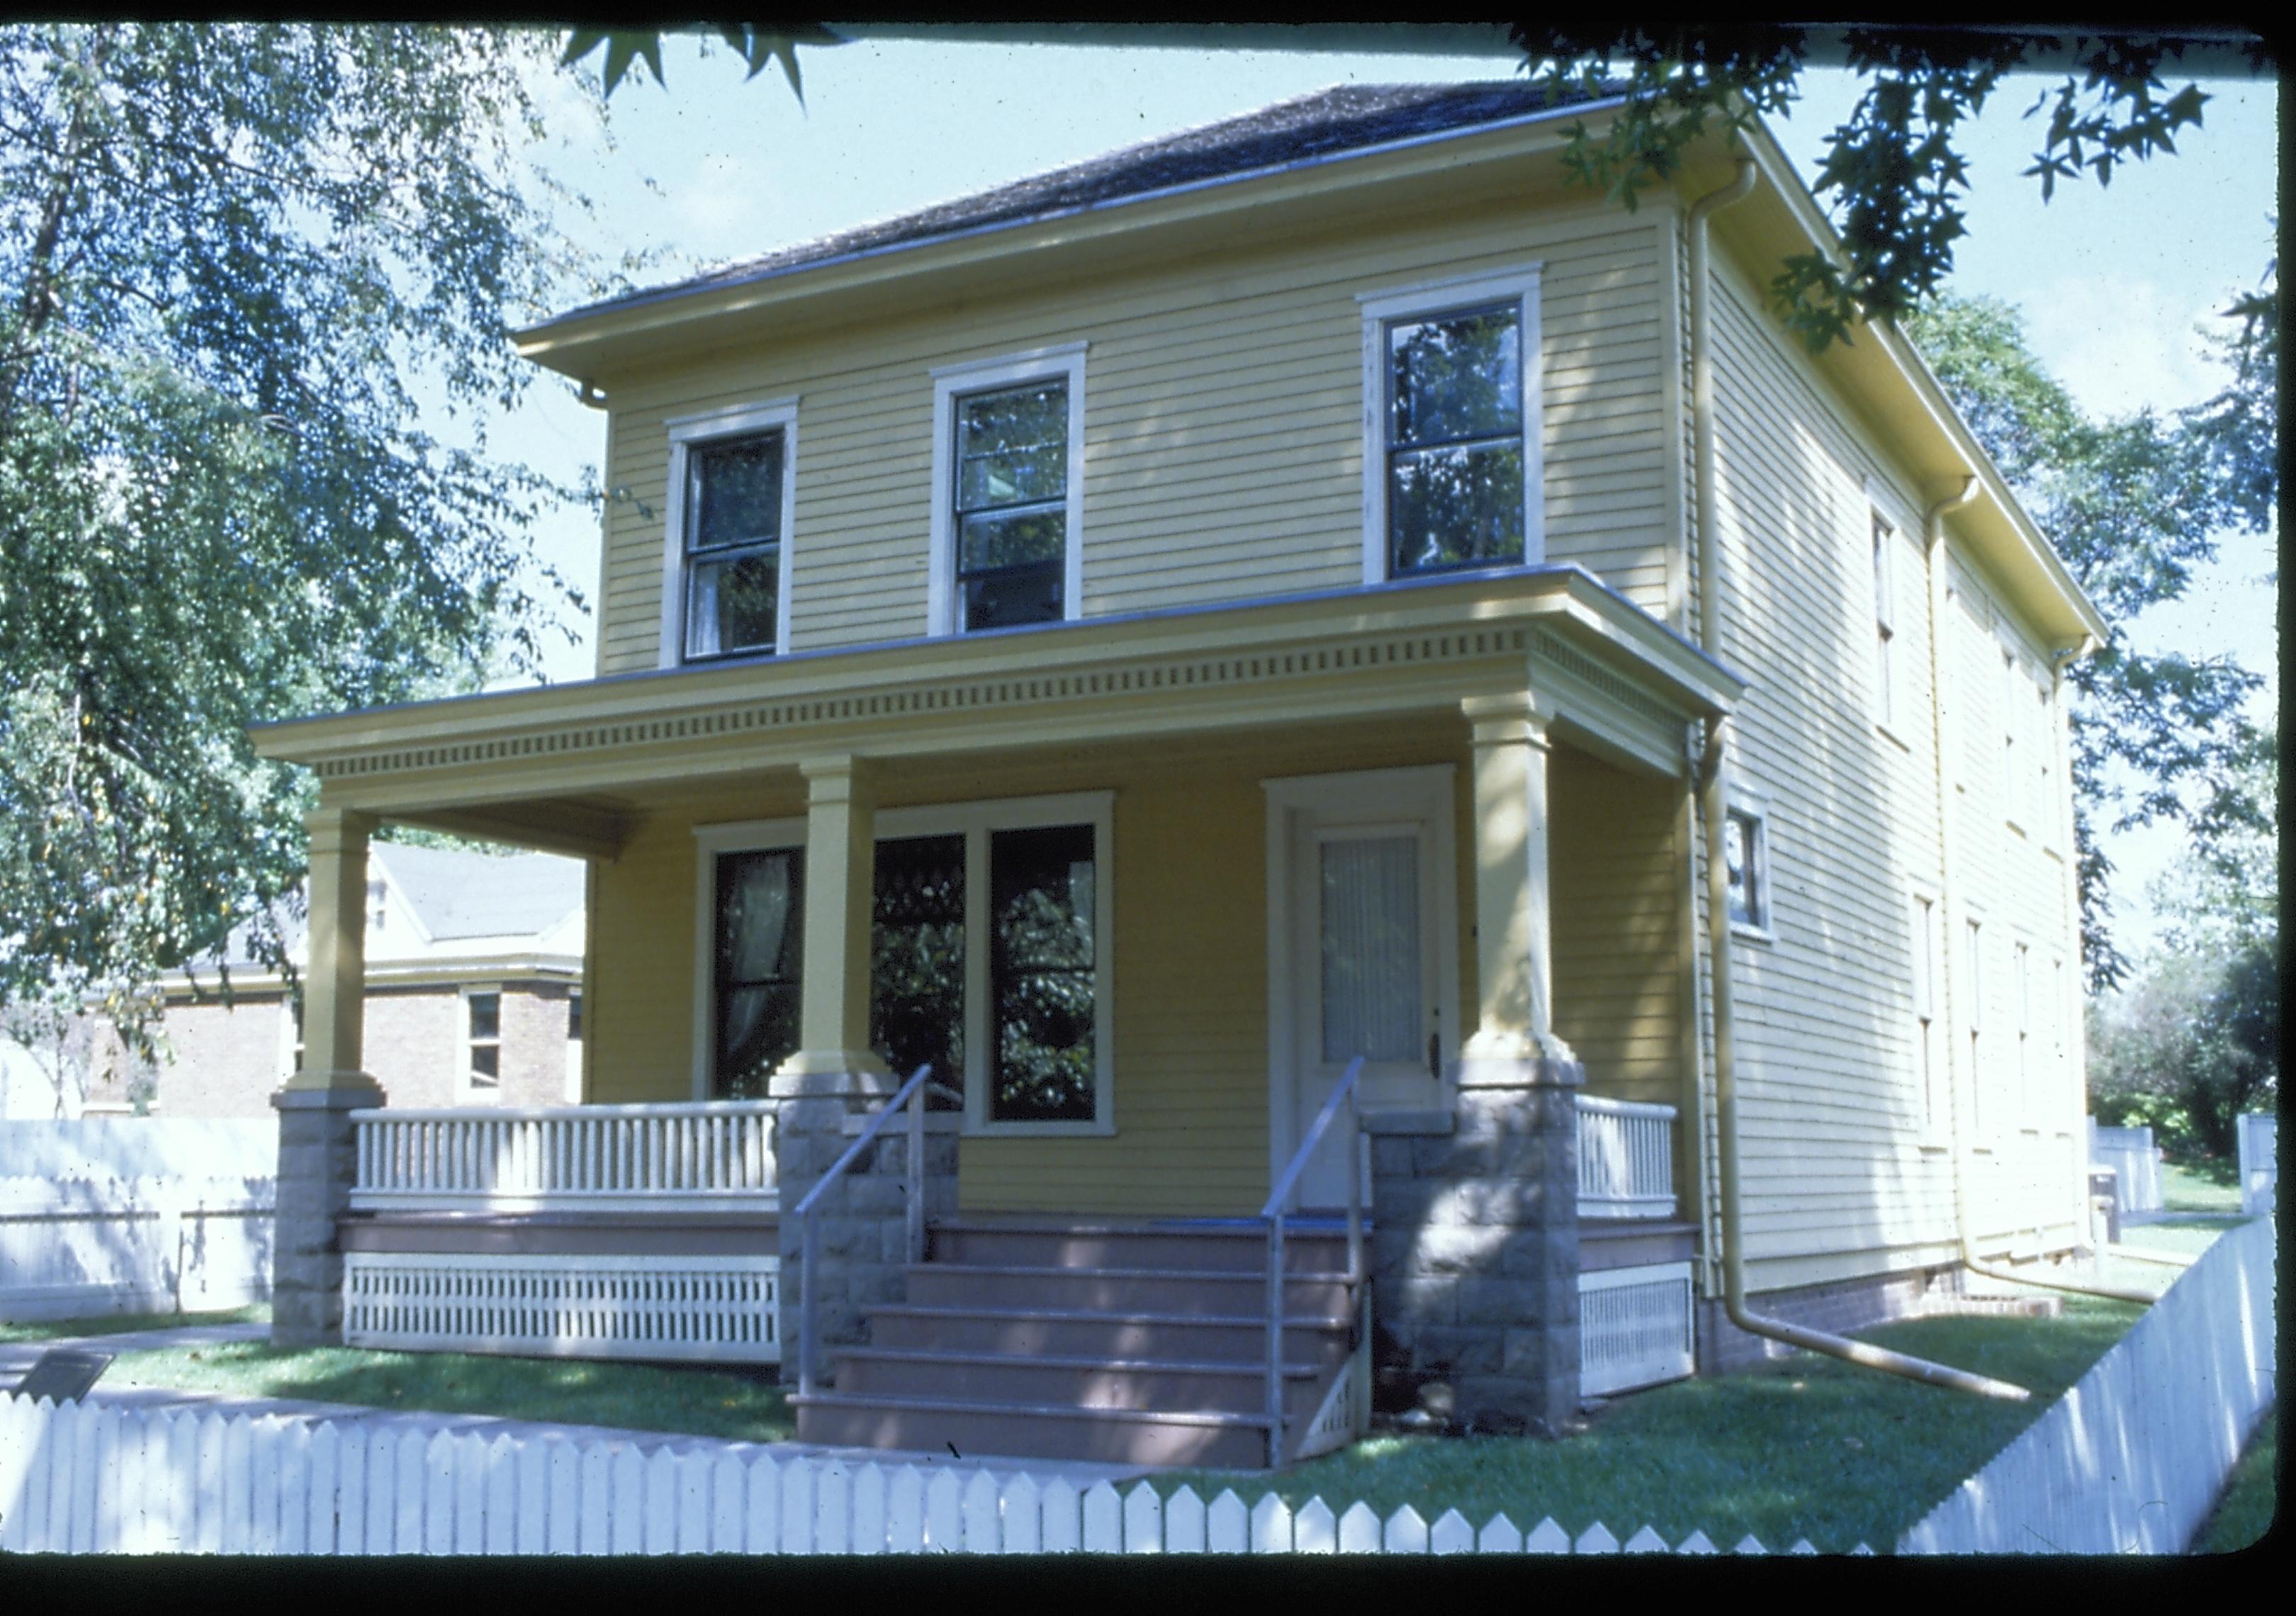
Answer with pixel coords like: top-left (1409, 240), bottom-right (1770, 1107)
top-left (252, 567), bottom-right (1744, 851)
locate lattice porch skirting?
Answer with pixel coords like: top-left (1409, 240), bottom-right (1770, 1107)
top-left (1579, 1261), bottom-right (1695, 1397)
top-left (342, 1252), bottom-right (781, 1364)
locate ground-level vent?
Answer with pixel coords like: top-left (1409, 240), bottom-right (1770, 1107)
top-left (342, 1251), bottom-right (781, 1364)
top-left (1579, 1260), bottom-right (1694, 1397)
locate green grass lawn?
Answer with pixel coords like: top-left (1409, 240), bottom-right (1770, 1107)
top-left (1155, 1298), bottom-right (2149, 1553)
top-left (2192, 1407), bottom-right (2278, 1553)
top-left (2161, 1156), bottom-right (2243, 1215)
top-left (0, 1305), bottom-right (269, 1345)
top-left (98, 1338), bottom-right (796, 1444)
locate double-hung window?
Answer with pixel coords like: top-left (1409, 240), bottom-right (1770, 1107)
top-left (463, 988), bottom-right (502, 1101)
top-left (930, 347), bottom-right (1086, 636)
top-left (1360, 269), bottom-right (1542, 583)
top-left (661, 401), bottom-right (799, 666)
top-left (1872, 510), bottom-right (1899, 733)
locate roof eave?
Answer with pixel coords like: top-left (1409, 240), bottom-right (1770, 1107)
top-left (511, 93), bottom-right (1627, 375)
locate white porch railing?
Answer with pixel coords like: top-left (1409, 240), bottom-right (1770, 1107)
top-left (348, 1103), bottom-right (777, 1215)
top-left (1575, 1096), bottom-right (1677, 1220)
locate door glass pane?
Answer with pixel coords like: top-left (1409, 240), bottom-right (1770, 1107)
top-left (989, 824), bottom-right (1096, 1122)
top-left (1319, 835), bottom-right (1422, 1064)
top-left (872, 834), bottom-right (966, 1094)
top-left (715, 849), bottom-right (803, 1099)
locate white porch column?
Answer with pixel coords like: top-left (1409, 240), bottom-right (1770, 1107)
top-left (288, 806), bottom-right (376, 1089)
top-left (1459, 692), bottom-right (1572, 1066)
top-left (772, 753), bottom-right (891, 1089)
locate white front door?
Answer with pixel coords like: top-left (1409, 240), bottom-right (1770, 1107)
top-left (1267, 768), bottom-right (1458, 1210)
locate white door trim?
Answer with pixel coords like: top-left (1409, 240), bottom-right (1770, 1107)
top-left (1261, 764), bottom-right (1461, 1193)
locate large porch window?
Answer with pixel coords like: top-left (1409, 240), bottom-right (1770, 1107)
top-left (693, 792), bottom-right (1114, 1128)
top-left (711, 847), bottom-right (804, 1098)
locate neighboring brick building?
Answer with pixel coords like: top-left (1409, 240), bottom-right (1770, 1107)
top-left (84, 843), bottom-right (586, 1117)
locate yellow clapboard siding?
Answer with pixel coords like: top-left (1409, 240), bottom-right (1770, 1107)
top-left (1703, 247), bottom-right (2079, 1288)
top-left (591, 203), bottom-right (1671, 675)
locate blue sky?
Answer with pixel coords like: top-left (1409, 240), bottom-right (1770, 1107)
top-left (494, 35), bottom-right (2278, 955)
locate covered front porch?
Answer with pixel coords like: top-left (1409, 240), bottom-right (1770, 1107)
top-left (257, 567), bottom-right (1740, 1453)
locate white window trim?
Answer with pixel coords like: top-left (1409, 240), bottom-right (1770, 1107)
top-left (1962, 904), bottom-right (1991, 1148)
top-left (2012, 931), bottom-right (2041, 1133)
top-left (658, 398), bottom-right (801, 670)
top-left (1867, 487), bottom-right (1907, 746)
top-left (1724, 782), bottom-right (1775, 943)
top-left (927, 344), bottom-right (1088, 639)
top-left (2000, 641), bottom-right (2029, 836)
top-left (690, 792), bottom-right (1116, 1134)
top-left (1908, 877), bottom-right (1947, 1149)
top-left (1358, 265), bottom-right (1545, 586)
top-left (459, 984), bottom-right (505, 1105)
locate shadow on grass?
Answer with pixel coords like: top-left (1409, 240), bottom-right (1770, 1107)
top-left (0, 1305), bottom-right (269, 1345)
top-left (102, 1340), bottom-right (795, 1444)
top-left (1153, 1297), bottom-right (2145, 1553)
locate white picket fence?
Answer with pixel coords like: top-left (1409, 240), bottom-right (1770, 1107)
top-left (0, 1394), bottom-right (1871, 1555)
top-left (1898, 1211), bottom-right (2277, 1554)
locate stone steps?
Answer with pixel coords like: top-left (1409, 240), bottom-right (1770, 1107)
top-left (792, 1216), bottom-right (1365, 1468)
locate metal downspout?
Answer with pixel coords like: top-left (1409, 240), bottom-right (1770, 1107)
top-left (1923, 496), bottom-right (2165, 1305)
top-left (1691, 161), bottom-right (2027, 1398)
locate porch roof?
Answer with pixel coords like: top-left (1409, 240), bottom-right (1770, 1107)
top-left (252, 566), bottom-right (1743, 859)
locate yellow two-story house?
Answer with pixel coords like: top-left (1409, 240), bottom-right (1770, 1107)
top-left (257, 83), bottom-right (2105, 1468)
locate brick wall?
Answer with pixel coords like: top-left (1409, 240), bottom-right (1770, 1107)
top-left (1696, 1266), bottom-right (1950, 1374)
top-left (90, 980), bottom-right (578, 1118)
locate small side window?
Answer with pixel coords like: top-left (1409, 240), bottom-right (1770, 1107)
top-left (1725, 808), bottom-right (1769, 933)
top-left (465, 989), bottom-right (502, 1098)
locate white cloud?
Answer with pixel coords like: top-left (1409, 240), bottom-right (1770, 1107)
top-left (2022, 274), bottom-right (2227, 420)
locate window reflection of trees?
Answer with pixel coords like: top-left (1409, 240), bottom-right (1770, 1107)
top-left (990, 826), bottom-right (1096, 1122)
top-left (1387, 305), bottom-right (1524, 574)
top-left (872, 834), bottom-right (965, 1105)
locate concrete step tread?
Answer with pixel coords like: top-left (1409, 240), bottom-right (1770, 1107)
top-left (930, 1215), bottom-right (1367, 1237)
top-left (789, 1390), bottom-right (1276, 1431)
top-left (833, 1345), bottom-right (1326, 1379)
top-left (866, 1303), bottom-right (1356, 1330)
top-left (906, 1262), bottom-right (1361, 1284)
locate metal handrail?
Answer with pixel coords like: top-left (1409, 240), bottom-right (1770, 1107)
top-left (792, 1064), bottom-right (956, 1400)
top-left (1259, 1055), bottom-right (1365, 1468)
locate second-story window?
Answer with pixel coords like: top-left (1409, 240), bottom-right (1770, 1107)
top-left (1872, 511), bottom-right (1898, 732)
top-left (955, 381), bottom-right (1069, 630)
top-left (1360, 268), bottom-right (1543, 585)
top-left (661, 400), bottom-right (799, 668)
top-left (929, 345), bottom-right (1087, 638)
